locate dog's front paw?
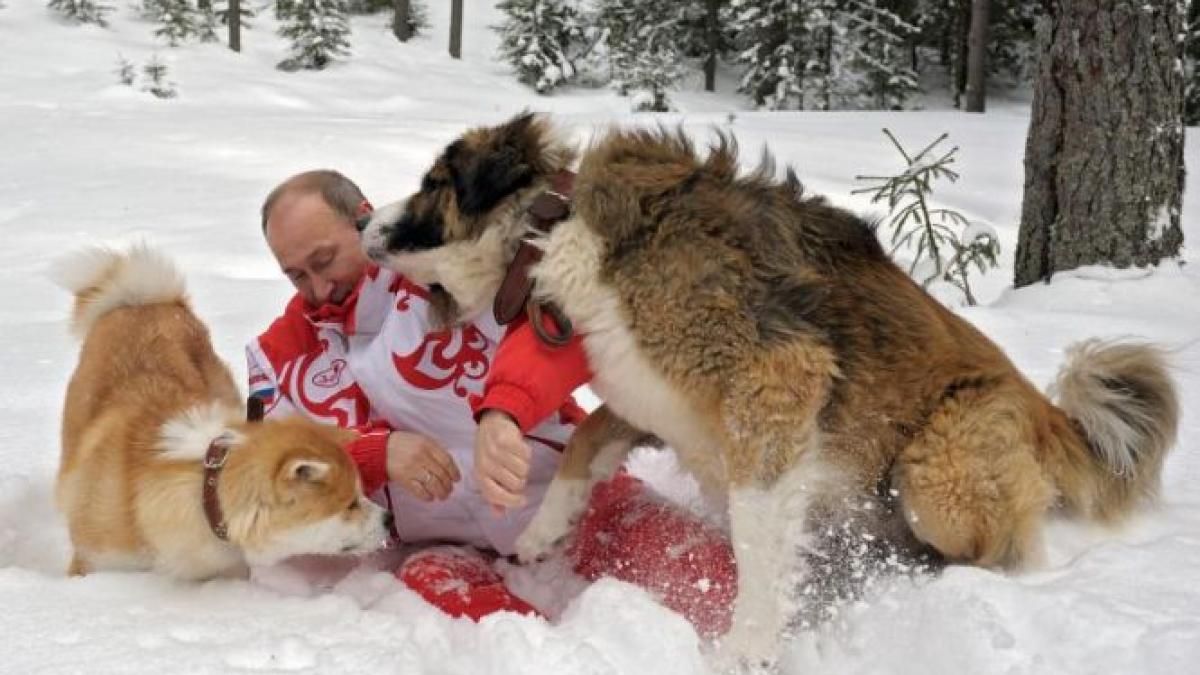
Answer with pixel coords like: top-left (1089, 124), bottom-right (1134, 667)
top-left (712, 629), bottom-right (780, 675)
top-left (515, 479), bottom-right (589, 563)
top-left (515, 507), bottom-right (573, 563)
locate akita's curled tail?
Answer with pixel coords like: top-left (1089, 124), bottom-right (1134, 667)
top-left (52, 244), bottom-right (186, 339)
top-left (1049, 339), bottom-right (1179, 521)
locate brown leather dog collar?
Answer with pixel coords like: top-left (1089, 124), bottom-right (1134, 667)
top-left (493, 169), bottom-right (576, 346)
top-left (202, 434), bottom-right (233, 541)
top-left (203, 397), bottom-right (266, 542)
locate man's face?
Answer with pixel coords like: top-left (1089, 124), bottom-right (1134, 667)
top-left (265, 191), bottom-right (369, 307)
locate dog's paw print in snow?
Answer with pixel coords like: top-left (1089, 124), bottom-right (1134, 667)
top-left (223, 636), bottom-right (317, 671)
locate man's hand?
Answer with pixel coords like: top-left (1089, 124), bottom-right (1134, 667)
top-left (387, 431), bottom-right (460, 502)
top-left (475, 410), bottom-right (532, 513)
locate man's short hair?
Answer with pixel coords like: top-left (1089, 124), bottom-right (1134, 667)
top-left (261, 170), bottom-right (367, 233)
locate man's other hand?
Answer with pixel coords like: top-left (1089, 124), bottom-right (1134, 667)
top-left (387, 431), bottom-right (460, 501)
top-left (475, 410), bottom-right (532, 513)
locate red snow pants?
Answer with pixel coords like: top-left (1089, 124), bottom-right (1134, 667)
top-left (397, 473), bottom-right (737, 637)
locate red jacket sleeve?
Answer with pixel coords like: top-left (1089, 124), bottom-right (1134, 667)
top-left (344, 425), bottom-right (391, 495)
top-left (474, 314), bottom-right (593, 433)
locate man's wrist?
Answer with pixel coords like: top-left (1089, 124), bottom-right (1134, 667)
top-left (480, 408), bottom-right (517, 426)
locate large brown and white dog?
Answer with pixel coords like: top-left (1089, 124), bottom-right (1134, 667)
top-left (56, 245), bottom-right (390, 581)
top-left (360, 113), bottom-right (1178, 662)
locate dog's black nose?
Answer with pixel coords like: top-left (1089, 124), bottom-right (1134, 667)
top-left (382, 510), bottom-right (395, 532)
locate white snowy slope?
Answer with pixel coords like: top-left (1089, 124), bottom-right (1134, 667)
top-left (1, 2), bottom-right (1198, 674)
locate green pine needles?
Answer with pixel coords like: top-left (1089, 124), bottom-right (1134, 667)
top-left (854, 129), bottom-right (999, 306)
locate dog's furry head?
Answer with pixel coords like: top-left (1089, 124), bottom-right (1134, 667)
top-left (161, 409), bottom-right (391, 566)
top-left (224, 417), bottom-right (391, 565)
top-left (361, 112), bottom-right (575, 325)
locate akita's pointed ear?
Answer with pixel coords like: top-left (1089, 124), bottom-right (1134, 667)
top-left (447, 112), bottom-right (540, 217)
top-left (283, 459), bottom-right (330, 483)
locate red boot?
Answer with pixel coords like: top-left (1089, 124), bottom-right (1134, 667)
top-left (569, 473), bottom-right (737, 638)
top-left (397, 548), bottom-right (541, 621)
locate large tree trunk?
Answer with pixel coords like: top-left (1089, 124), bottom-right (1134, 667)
top-left (449, 0), bottom-right (463, 59)
top-left (228, 0), bottom-right (240, 52)
top-left (1015, 1), bottom-right (1186, 287)
top-left (393, 0), bottom-right (411, 42)
top-left (704, 0), bottom-right (720, 92)
top-left (952, 2), bottom-right (970, 107)
top-left (964, 0), bottom-right (988, 112)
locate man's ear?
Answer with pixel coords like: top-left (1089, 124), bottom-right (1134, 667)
top-left (448, 114), bottom-right (539, 217)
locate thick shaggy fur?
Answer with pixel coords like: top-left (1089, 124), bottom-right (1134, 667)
top-left (56, 245), bottom-right (389, 581)
top-left (361, 113), bottom-right (1179, 662)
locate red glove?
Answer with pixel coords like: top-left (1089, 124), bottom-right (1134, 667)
top-left (397, 548), bottom-right (541, 621)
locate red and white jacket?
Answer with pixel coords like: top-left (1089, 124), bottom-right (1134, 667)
top-left (246, 264), bottom-right (591, 555)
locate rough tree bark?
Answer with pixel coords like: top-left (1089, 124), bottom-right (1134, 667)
top-left (704, 0), bottom-right (720, 92)
top-left (449, 0), bottom-right (463, 59)
top-left (228, 0), bottom-right (240, 52)
top-left (1015, 1), bottom-right (1186, 287)
top-left (965, 0), bottom-right (989, 112)
top-left (951, 2), bottom-right (970, 107)
top-left (393, 0), bottom-right (411, 42)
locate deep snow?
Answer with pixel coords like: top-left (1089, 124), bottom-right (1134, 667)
top-left (1, 2), bottom-right (1198, 673)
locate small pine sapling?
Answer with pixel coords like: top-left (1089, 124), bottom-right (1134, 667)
top-left (48, 0), bottom-right (113, 27)
top-left (853, 129), bottom-right (998, 305)
top-left (142, 54), bottom-right (178, 98)
top-left (115, 54), bottom-right (136, 85)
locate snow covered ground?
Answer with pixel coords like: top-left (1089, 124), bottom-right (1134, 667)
top-left (1, 2), bottom-right (1198, 673)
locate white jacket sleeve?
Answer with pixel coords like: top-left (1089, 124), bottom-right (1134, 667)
top-left (245, 340), bottom-right (298, 419)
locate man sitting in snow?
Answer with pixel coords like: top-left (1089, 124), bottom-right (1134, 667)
top-left (246, 169), bottom-right (736, 634)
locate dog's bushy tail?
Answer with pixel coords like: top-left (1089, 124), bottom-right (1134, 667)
top-left (1048, 339), bottom-right (1179, 521)
top-left (52, 244), bottom-right (187, 339)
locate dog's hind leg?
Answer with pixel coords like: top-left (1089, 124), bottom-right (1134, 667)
top-left (717, 340), bottom-right (839, 668)
top-left (67, 552), bottom-right (90, 577)
top-left (891, 385), bottom-right (1054, 569)
top-left (515, 405), bottom-right (651, 562)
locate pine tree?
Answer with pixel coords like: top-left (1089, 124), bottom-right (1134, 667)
top-left (733, 0), bottom-right (917, 111)
top-left (676, 0), bottom-right (738, 92)
top-left (115, 54), bottom-right (136, 85)
top-left (842, 0), bottom-right (920, 110)
top-left (276, 0), bottom-right (352, 71)
top-left (596, 0), bottom-right (687, 111)
top-left (731, 0), bottom-right (813, 109)
top-left (142, 54), bottom-right (178, 98)
top-left (143, 0), bottom-right (201, 46)
top-left (854, 129), bottom-right (998, 305)
top-left (195, 0), bottom-right (220, 42)
top-left (496, 0), bottom-right (585, 94)
top-left (912, 0), bottom-right (1040, 105)
top-left (615, 43), bottom-right (686, 111)
top-left (348, 0), bottom-right (426, 34)
top-left (48, 0), bottom-right (113, 27)
top-left (986, 0), bottom-right (1041, 84)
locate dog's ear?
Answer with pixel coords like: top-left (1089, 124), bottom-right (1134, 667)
top-left (283, 458), bottom-right (330, 483)
top-left (447, 113), bottom-right (539, 217)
